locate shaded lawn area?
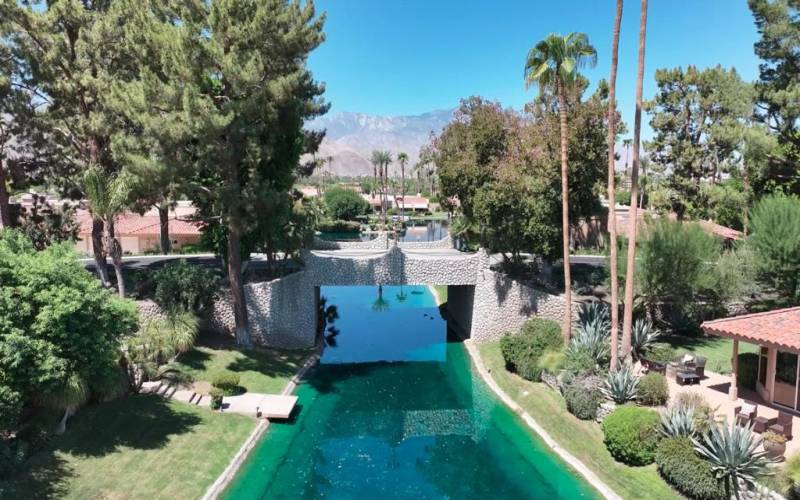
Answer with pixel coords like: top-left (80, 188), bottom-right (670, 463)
top-left (171, 337), bottom-right (310, 394)
top-left (477, 341), bottom-right (680, 500)
top-left (660, 334), bottom-right (759, 374)
top-left (2, 395), bottom-right (253, 500)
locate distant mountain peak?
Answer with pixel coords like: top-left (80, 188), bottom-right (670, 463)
top-left (307, 109), bottom-right (455, 176)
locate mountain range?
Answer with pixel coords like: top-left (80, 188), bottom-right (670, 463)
top-left (307, 109), bottom-right (455, 177)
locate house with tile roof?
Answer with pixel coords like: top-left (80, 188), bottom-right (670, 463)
top-left (74, 202), bottom-right (202, 255)
top-left (703, 307), bottom-right (800, 405)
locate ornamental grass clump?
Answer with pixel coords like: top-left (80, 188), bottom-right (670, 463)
top-left (693, 422), bottom-right (776, 499)
top-left (602, 365), bottom-right (638, 404)
top-left (637, 372), bottom-right (668, 406)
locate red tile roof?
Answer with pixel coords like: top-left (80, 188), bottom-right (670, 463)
top-left (76, 210), bottom-right (202, 236)
top-left (614, 208), bottom-right (743, 241)
top-left (703, 307), bottom-right (800, 351)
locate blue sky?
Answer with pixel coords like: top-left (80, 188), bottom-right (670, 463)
top-left (308, 0), bottom-right (761, 138)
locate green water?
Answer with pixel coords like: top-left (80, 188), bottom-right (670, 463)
top-left (223, 286), bottom-right (598, 499)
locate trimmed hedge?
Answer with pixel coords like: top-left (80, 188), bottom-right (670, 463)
top-left (737, 352), bottom-right (759, 391)
top-left (318, 220), bottom-right (362, 233)
top-left (499, 318), bottom-right (563, 381)
top-left (602, 405), bottom-right (661, 465)
top-left (638, 372), bottom-right (669, 406)
top-left (656, 437), bottom-right (726, 500)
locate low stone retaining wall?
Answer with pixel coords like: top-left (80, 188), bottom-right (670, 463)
top-left (312, 232), bottom-right (389, 250)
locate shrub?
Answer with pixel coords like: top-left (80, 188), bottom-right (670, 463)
top-left (737, 352), bottom-right (759, 391)
top-left (536, 349), bottom-right (565, 375)
top-left (209, 387), bottom-right (224, 410)
top-left (781, 452), bottom-right (800, 499)
top-left (324, 187), bottom-right (371, 221)
top-left (499, 318), bottom-right (563, 381)
top-left (564, 347), bottom-right (598, 375)
top-left (602, 405), bottom-right (661, 465)
top-left (152, 259), bottom-right (220, 316)
top-left (638, 372), bottom-right (668, 406)
top-left (318, 220), bottom-right (362, 233)
top-left (656, 437), bottom-right (726, 500)
top-left (602, 365), bottom-right (639, 404)
top-left (212, 372), bottom-right (241, 396)
top-left (565, 385), bottom-right (602, 420)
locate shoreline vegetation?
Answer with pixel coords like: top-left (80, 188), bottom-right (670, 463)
top-left (473, 340), bottom-right (680, 500)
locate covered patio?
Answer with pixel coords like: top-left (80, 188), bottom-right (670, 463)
top-left (688, 307), bottom-right (800, 455)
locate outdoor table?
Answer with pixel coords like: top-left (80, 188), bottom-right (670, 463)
top-left (676, 371), bottom-right (700, 386)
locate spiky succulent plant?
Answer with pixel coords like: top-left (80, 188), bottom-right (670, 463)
top-left (660, 406), bottom-right (696, 437)
top-left (693, 422), bottom-right (776, 499)
top-left (601, 364), bottom-right (639, 404)
top-left (631, 318), bottom-right (660, 360)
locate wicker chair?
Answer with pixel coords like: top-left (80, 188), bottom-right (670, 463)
top-left (768, 411), bottom-right (793, 439)
top-left (734, 401), bottom-right (758, 427)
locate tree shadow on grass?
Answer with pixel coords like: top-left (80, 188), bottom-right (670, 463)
top-left (174, 347), bottom-right (213, 371)
top-left (52, 394), bottom-right (202, 458)
top-left (225, 352), bottom-right (301, 380)
top-left (0, 454), bottom-right (73, 499)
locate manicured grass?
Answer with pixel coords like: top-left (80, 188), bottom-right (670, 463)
top-left (2, 395), bottom-right (254, 499)
top-left (432, 285), bottom-right (448, 305)
top-left (171, 339), bottom-right (310, 393)
top-left (477, 341), bottom-right (680, 500)
top-left (661, 334), bottom-right (759, 374)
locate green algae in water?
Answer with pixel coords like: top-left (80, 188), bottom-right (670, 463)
top-left (222, 286), bottom-right (598, 499)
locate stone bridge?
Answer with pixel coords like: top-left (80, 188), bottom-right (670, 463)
top-left (211, 234), bottom-right (576, 348)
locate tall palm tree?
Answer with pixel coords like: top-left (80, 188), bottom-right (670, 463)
top-left (84, 167), bottom-right (131, 297)
top-left (607, 0), bottom-right (624, 370)
top-left (621, 0), bottom-right (649, 362)
top-left (397, 152), bottom-right (409, 220)
top-left (413, 160), bottom-right (424, 195)
top-left (370, 150), bottom-right (392, 226)
top-left (524, 32), bottom-right (597, 341)
top-left (622, 138), bottom-right (633, 182)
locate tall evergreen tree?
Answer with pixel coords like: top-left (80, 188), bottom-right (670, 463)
top-left (118, 0), bottom-right (328, 345)
top-left (749, 0), bottom-right (800, 195)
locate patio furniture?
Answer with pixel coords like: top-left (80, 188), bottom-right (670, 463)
top-left (768, 411), bottom-right (793, 440)
top-left (641, 358), bottom-right (666, 375)
top-left (694, 357), bottom-right (707, 378)
top-left (676, 371), bottom-right (700, 386)
top-left (753, 416), bottom-right (776, 433)
top-left (734, 401), bottom-right (758, 427)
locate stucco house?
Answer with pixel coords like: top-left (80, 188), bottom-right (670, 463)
top-left (74, 202), bottom-right (202, 255)
top-left (703, 307), bottom-right (800, 405)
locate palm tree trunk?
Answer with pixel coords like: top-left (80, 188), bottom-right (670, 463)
top-left (607, 0), bottom-right (624, 371)
top-left (0, 162), bottom-right (11, 228)
top-left (158, 204), bottom-right (171, 254)
top-left (621, 0), bottom-right (649, 362)
top-left (55, 406), bottom-right (76, 435)
top-left (92, 217), bottom-right (110, 286)
top-left (557, 78), bottom-right (573, 342)
top-left (106, 217), bottom-right (126, 297)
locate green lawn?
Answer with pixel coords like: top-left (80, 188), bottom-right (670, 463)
top-left (171, 339), bottom-right (311, 393)
top-left (2, 395), bottom-right (254, 499)
top-left (477, 341), bottom-right (680, 500)
top-left (660, 335), bottom-right (759, 374)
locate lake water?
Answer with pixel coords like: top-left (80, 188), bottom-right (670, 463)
top-left (222, 285), bottom-right (597, 499)
top-left (318, 220), bottom-right (449, 243)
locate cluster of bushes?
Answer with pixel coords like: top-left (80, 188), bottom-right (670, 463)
top-left (318, 220), bottom-right (362, 233)
top-left (151, 259), bottom-right (220, 316)
top-left (499, 318), bottom-right (563, 381)
top-left (656, 437), bottom-right (727, 500)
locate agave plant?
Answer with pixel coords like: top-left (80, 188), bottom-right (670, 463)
top-left (693, 422), bottom-right (776, 499)
top-left (576, 301), bottom-right (610, 336)
top-left (601, 364), bottom-right (638, 404)
top-left (660, 406), bottom-right (696, 437)
top-left (631, 318), bottom-right (660, 361)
